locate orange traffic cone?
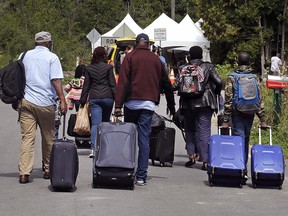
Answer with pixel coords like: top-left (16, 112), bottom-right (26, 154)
top-left (169, 68), bottom-right (175, 85)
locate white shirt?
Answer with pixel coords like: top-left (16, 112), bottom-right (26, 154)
top-left (271, 56), bottom-right (282, 73)
top-left (125, 100), bottom-right (156, 111)
top-left (21, 46), bottom-right (64, 106)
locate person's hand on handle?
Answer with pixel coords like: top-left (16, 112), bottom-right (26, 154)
top-left (221, 122), bottom-right (229, 128)
top-left (260, 121), bottom-right (268, 129)
top-left (60, 98), bottom-right (67, 115)
top-left (114, 108), bottom-right (123, 117)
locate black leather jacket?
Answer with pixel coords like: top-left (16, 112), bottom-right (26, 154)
top-left (80, 62), bottom-right (116, 104)
top-left (174, 59), bottom-right (223, 110)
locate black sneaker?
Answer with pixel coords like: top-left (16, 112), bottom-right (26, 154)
top-left (201, 162), bottom-right (208, 171)
top-left (185, 159), bottom-right (196, 167)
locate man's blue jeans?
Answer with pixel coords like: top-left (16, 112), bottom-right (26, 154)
top-left (232, 113), bottom-right (255, 165)
top-left (89, 98), bottom-right (114, 149)
top-left (124, 106), bottom-right (154, 181)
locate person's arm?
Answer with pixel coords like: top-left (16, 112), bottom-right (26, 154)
top-left (108, 65), bottom-right (116, 96)
top-left (51, 79), bottom-right (67, 114)
top-left (79, 69), bottom-right (90, 105)
top-left (208, 64), bottom-right (223, 95)
top-left (222, 76), bottom-right (233, 126)
top-left (256, 77), bottom-right (267, 127)
top-left (161, 65), bottom-right (176, 116)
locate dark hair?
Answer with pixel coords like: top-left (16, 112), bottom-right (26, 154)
top-left (91, 46), bottom-right (107, 64)
top-left (74, 64), bottom-right (86, 78)
top-left (238, 51), bottom-right (250, 66)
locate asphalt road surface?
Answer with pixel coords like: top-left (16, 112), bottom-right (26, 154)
top-left (0, 95), bottom-right (287, 216)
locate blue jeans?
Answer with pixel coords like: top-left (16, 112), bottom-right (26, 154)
top-left (183, 107), bottom-right (213, 162)
top-left (124, 106), bottom-right (154, 181)
top-left (232, 113), bottom-right (254, 165)
top-left (89, 98), bottom-right (114, 149)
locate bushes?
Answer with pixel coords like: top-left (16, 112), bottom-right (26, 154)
top-left (250, 86), bottom-right (288, 156)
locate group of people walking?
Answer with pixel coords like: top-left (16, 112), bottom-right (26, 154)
top-left (16, 31), bottom-right (267, 187)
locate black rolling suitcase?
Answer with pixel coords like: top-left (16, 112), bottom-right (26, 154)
top-left (50, 115), bottom-right (79, 191)
top-left (149, 127), bottom-right (176, 167)
top-left (92, 121), bottom-right (137, 190)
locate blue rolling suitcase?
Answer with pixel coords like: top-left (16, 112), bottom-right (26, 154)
top-left (251, 126), bottom-right (285, 189)
top-left (208, 127), bottom-right (247, 188)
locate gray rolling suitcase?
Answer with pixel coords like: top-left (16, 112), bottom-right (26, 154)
top-left (92, 121), bottom-right (137, 190)
top-left (50, 115), bottom-right (79, 191)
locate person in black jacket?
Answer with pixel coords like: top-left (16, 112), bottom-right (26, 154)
top-left (174, 46), bottom-right (222, 171)
top-left (80, 46), bottom-right (116, 158)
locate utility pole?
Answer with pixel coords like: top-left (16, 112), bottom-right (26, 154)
top-left (171, 0), bottom-right (175, 20)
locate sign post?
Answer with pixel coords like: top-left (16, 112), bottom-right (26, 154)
top-left (86, 28), bottom-right (101, 53)
top-left (154, 28), bottom-right (166, 47)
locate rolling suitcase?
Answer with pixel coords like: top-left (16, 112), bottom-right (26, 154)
top-left (149, 127), bottom-right (176, 167)
top-left (50, 115), bottom-right (79, 191)
top-left (208, 127), bottom-right (247, 188)
top-left (251, 126), bottom-right (285, 189)
top-left (92, 121), bottom-right (137, 190)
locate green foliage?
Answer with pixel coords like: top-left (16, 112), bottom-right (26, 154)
top-left (0, 0), bottom-right (287, 71)
top-left (216, 64), bottom-right (234, 80)
top-left (249, 86), bottom-right (288, 156)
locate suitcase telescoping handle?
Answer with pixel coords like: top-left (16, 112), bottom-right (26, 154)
top-left (218, 126), bottom-right (232, 136)
top-left (62, 114), bottom-right (67, 139)
top-left (258, 125), bottom-right (272, 145)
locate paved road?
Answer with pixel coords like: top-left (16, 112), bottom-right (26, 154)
top-left (0, 95), bottom-right (287, 216)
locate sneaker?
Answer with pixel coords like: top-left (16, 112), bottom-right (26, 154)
top-left (89, 149), bottom-right (94, 158)
top-left (201, 162), bottom-right (208, 171)
top-left (135, 179), bottom-right (147, 186)
top-left (185, 158), bottom-right (196, 167)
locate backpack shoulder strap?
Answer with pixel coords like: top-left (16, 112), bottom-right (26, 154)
top-left (19, 51), bottom-right (27, 61)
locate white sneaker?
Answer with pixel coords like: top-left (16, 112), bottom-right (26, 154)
top-left (135, 179), bottom-right (147, 186)
top-left (89, 149), bottom-right (94, 158)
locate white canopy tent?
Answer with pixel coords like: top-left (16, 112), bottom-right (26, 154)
top-left (95, 13), bottom-right (144, 48)
top-left (163, 14), bottom-right (211, 62)
top-left (144, 13), bottom-right (179, 47)
top-left (144, 14), bottom-right (210, 62)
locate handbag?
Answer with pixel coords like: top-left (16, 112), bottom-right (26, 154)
top-left (73, 102), bottom-right (90, 136)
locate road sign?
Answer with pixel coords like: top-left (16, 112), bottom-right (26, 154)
top-left (86, 28), bottom-right (101, 44)
top-left (154, 28), bottom-right (166, 41)
top-left (101, 37), bottom-right (118, 48)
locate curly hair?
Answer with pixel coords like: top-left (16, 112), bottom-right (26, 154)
top-left (91, 46), bottom-right (107, 64)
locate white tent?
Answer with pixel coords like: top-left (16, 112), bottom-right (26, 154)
top-left (144, 14), bottom-right (211, 62)
top-left (144, 13), bottom-right (179, 47)
top-left (95, 13), bottom-right (144, 48)
top-left (172, 14), bottom-right (210, 62)
top-left (103, 13), bottom-right (143, 37)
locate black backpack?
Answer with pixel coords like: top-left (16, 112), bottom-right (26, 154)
top-left (0, 52), bottom-right (27, 109)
